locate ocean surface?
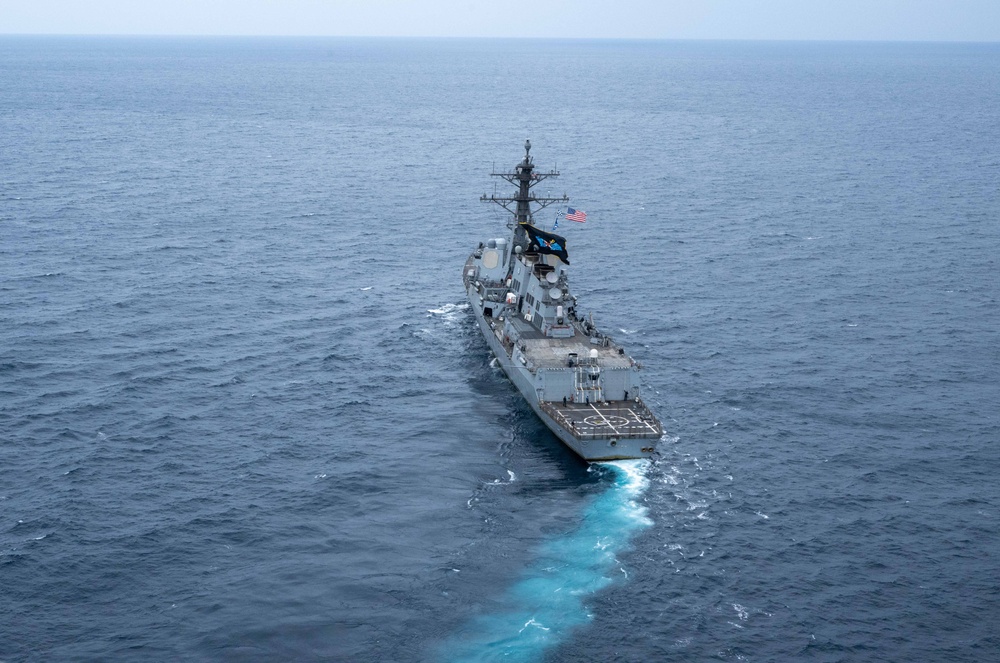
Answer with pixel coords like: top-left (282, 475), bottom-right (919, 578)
top-left (1, 36), bottom-right (998, 662)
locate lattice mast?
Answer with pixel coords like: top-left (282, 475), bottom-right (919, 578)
top-left (481, 139), bottom-right (569, 249)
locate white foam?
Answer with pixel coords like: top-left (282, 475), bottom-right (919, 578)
top-left (600, 459), bottom-right (651, 496)
top-left (518, 618), bottom-right (550, 634)
top-left (733, 603), bottom-right (749, 620)
top-left (426, 302), bottom-right (469, 324)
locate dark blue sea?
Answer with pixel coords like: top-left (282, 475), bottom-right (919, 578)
top-left (2, 36), bottom-right (999, 662)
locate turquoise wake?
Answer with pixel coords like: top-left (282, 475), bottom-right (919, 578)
top-left (440, 460), bottom-right (652, 662)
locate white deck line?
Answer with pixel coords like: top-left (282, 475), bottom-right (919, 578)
top-left (627, 407), bottom-right (660, 434)
top-left (590, 403), bottom-right (622, 436)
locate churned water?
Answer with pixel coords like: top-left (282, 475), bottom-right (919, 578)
top-left (2, 37), bottom-right (999, 661)
top-left (439, 461), bottom-right (653, 662)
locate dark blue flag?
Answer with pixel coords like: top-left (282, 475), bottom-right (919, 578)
top-left (521, 223), bottom-right (570, 264)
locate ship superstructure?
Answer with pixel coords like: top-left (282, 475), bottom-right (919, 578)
top-left (463, 141), bottom-right (662, 461)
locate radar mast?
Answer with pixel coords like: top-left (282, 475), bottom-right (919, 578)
top-left (481, 139), bottom-right (569, 248)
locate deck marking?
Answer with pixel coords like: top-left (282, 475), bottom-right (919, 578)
top-left (589, 403), bottom-right (622, 436)
top-left (626, 407), bottom-right (660, 434)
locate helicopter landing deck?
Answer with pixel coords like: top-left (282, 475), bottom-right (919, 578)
top-left (539, 400), bottom-right (662, 440)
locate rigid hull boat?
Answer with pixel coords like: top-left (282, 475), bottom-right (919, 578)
top-left (463, 141), bottom-right (662, 461)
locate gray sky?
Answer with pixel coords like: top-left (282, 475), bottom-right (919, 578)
top-left (3, 0), bottom-right (999, 41)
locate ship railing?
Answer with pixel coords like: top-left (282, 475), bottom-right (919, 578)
top-left (475, 280), bottom-right (510, 300)
top-left (569, 427), bottom-right (662, 440)
top-left (538, 401), bottom-right (663, 440)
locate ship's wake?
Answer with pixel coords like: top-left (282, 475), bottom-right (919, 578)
top-left (439, 460), bottom-right (652, 662)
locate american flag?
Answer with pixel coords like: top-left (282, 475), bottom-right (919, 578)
top-left (565, 208), bottom-right (587, 223)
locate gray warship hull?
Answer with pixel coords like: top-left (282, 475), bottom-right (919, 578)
top-left (465, 264), bottom-right (660, 461)
top-left (465, 142), bottom-right (663, 462)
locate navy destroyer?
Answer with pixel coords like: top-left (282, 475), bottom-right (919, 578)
top-left (464, 141), bottom-right (662, 461)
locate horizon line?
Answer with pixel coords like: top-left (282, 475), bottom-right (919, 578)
top-left (2, 33), bottom-right (999, 44)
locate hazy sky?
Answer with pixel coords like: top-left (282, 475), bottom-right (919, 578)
top-left (3, 0), bottom-right (999, 41)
